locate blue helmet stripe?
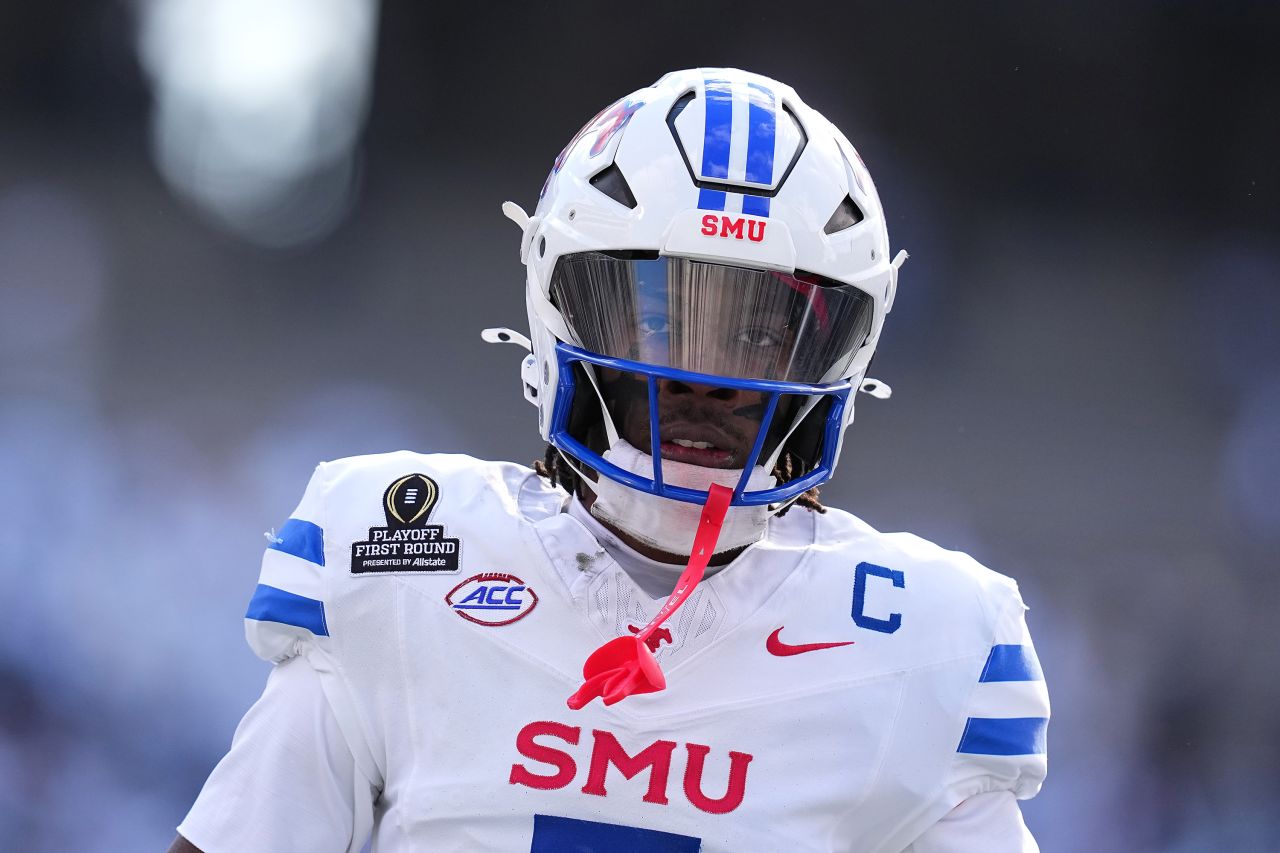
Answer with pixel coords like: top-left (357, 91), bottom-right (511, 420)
top-left (741, 195), bottom-right (771, 217)
top-left (744, 82), bottom-right (776, 185)
top-left (697, 78), bottom-right (774, 217)
top-left (700, 77), bottom-right (733, 180)
top-left (698, 187), bottom-right (727, 211)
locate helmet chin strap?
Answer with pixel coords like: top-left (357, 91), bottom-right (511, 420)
top-left (544, 360), bottom-right (620, 487)
top-left (761, 394), bottom-right (822, 473)
top-left (578, 361), bottom-right (621, 448)
top-left (567, 483), bottom-right (733, 710)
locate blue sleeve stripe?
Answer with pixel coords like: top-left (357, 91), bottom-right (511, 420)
top-left (268, 518), bottom-right (325, 566)
top-left (957, 716), bottom-right (1048, 756)
top-left (979, 644), bottom-right (1043, 682)
top-left (245, 584), bottom-right (329, 637)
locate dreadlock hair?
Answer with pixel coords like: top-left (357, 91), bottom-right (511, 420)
top-left (532, 444), bottom-right (827, 516)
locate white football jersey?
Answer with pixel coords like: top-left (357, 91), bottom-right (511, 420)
top-left (180, 451), bottom-right (1049, 852)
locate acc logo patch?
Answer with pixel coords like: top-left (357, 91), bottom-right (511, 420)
top-left (446, 573), bottom-right (538, 626)
top-left (350, 474), bottom-right (461, 575)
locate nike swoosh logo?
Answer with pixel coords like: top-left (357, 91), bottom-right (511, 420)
top-left (766, 627), bottom-right (855, 657)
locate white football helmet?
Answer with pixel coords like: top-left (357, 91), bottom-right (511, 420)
top-left (489, 68), bottom-right (904, 515)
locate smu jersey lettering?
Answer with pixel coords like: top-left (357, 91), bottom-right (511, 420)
top-left (191, 452), bottom-right (1048, 852)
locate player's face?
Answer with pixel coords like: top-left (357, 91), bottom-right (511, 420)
top-left (597, 369), bottom-right (788, 471)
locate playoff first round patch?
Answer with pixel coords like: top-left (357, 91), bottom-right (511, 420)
top-left (351, 473), bottom-right (461, 575)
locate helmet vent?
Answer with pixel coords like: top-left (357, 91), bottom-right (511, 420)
top-left (666, 90), bottom-right (696, 125)
top-left (823, 196), bottom-right (864, 234)
top-left (589, 163), bottom-right (638, 209)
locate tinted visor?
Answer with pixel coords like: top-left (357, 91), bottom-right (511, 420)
top-left (550, 252), bottom-right (875, 384)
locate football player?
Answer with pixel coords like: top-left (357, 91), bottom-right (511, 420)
top-left (171, 68), bottom-right (1049, 852)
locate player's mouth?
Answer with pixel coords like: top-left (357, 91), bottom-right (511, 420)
top-left (658, 427), bottom-right (739, 468)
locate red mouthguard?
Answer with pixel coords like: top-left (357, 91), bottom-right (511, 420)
top-left (567, 483), bottom-right (734, 710)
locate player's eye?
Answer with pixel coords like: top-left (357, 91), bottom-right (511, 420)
top-left (734, 326), bottom-right (782, 347)
top-left (638, 314), bottom-right (670, 337)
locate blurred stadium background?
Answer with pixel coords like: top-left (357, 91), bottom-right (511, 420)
top-left (2, 1), bottom-right (1278, 850)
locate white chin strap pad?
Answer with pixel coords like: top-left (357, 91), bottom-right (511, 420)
top-left (589, 439), bottom-right (777, 555)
